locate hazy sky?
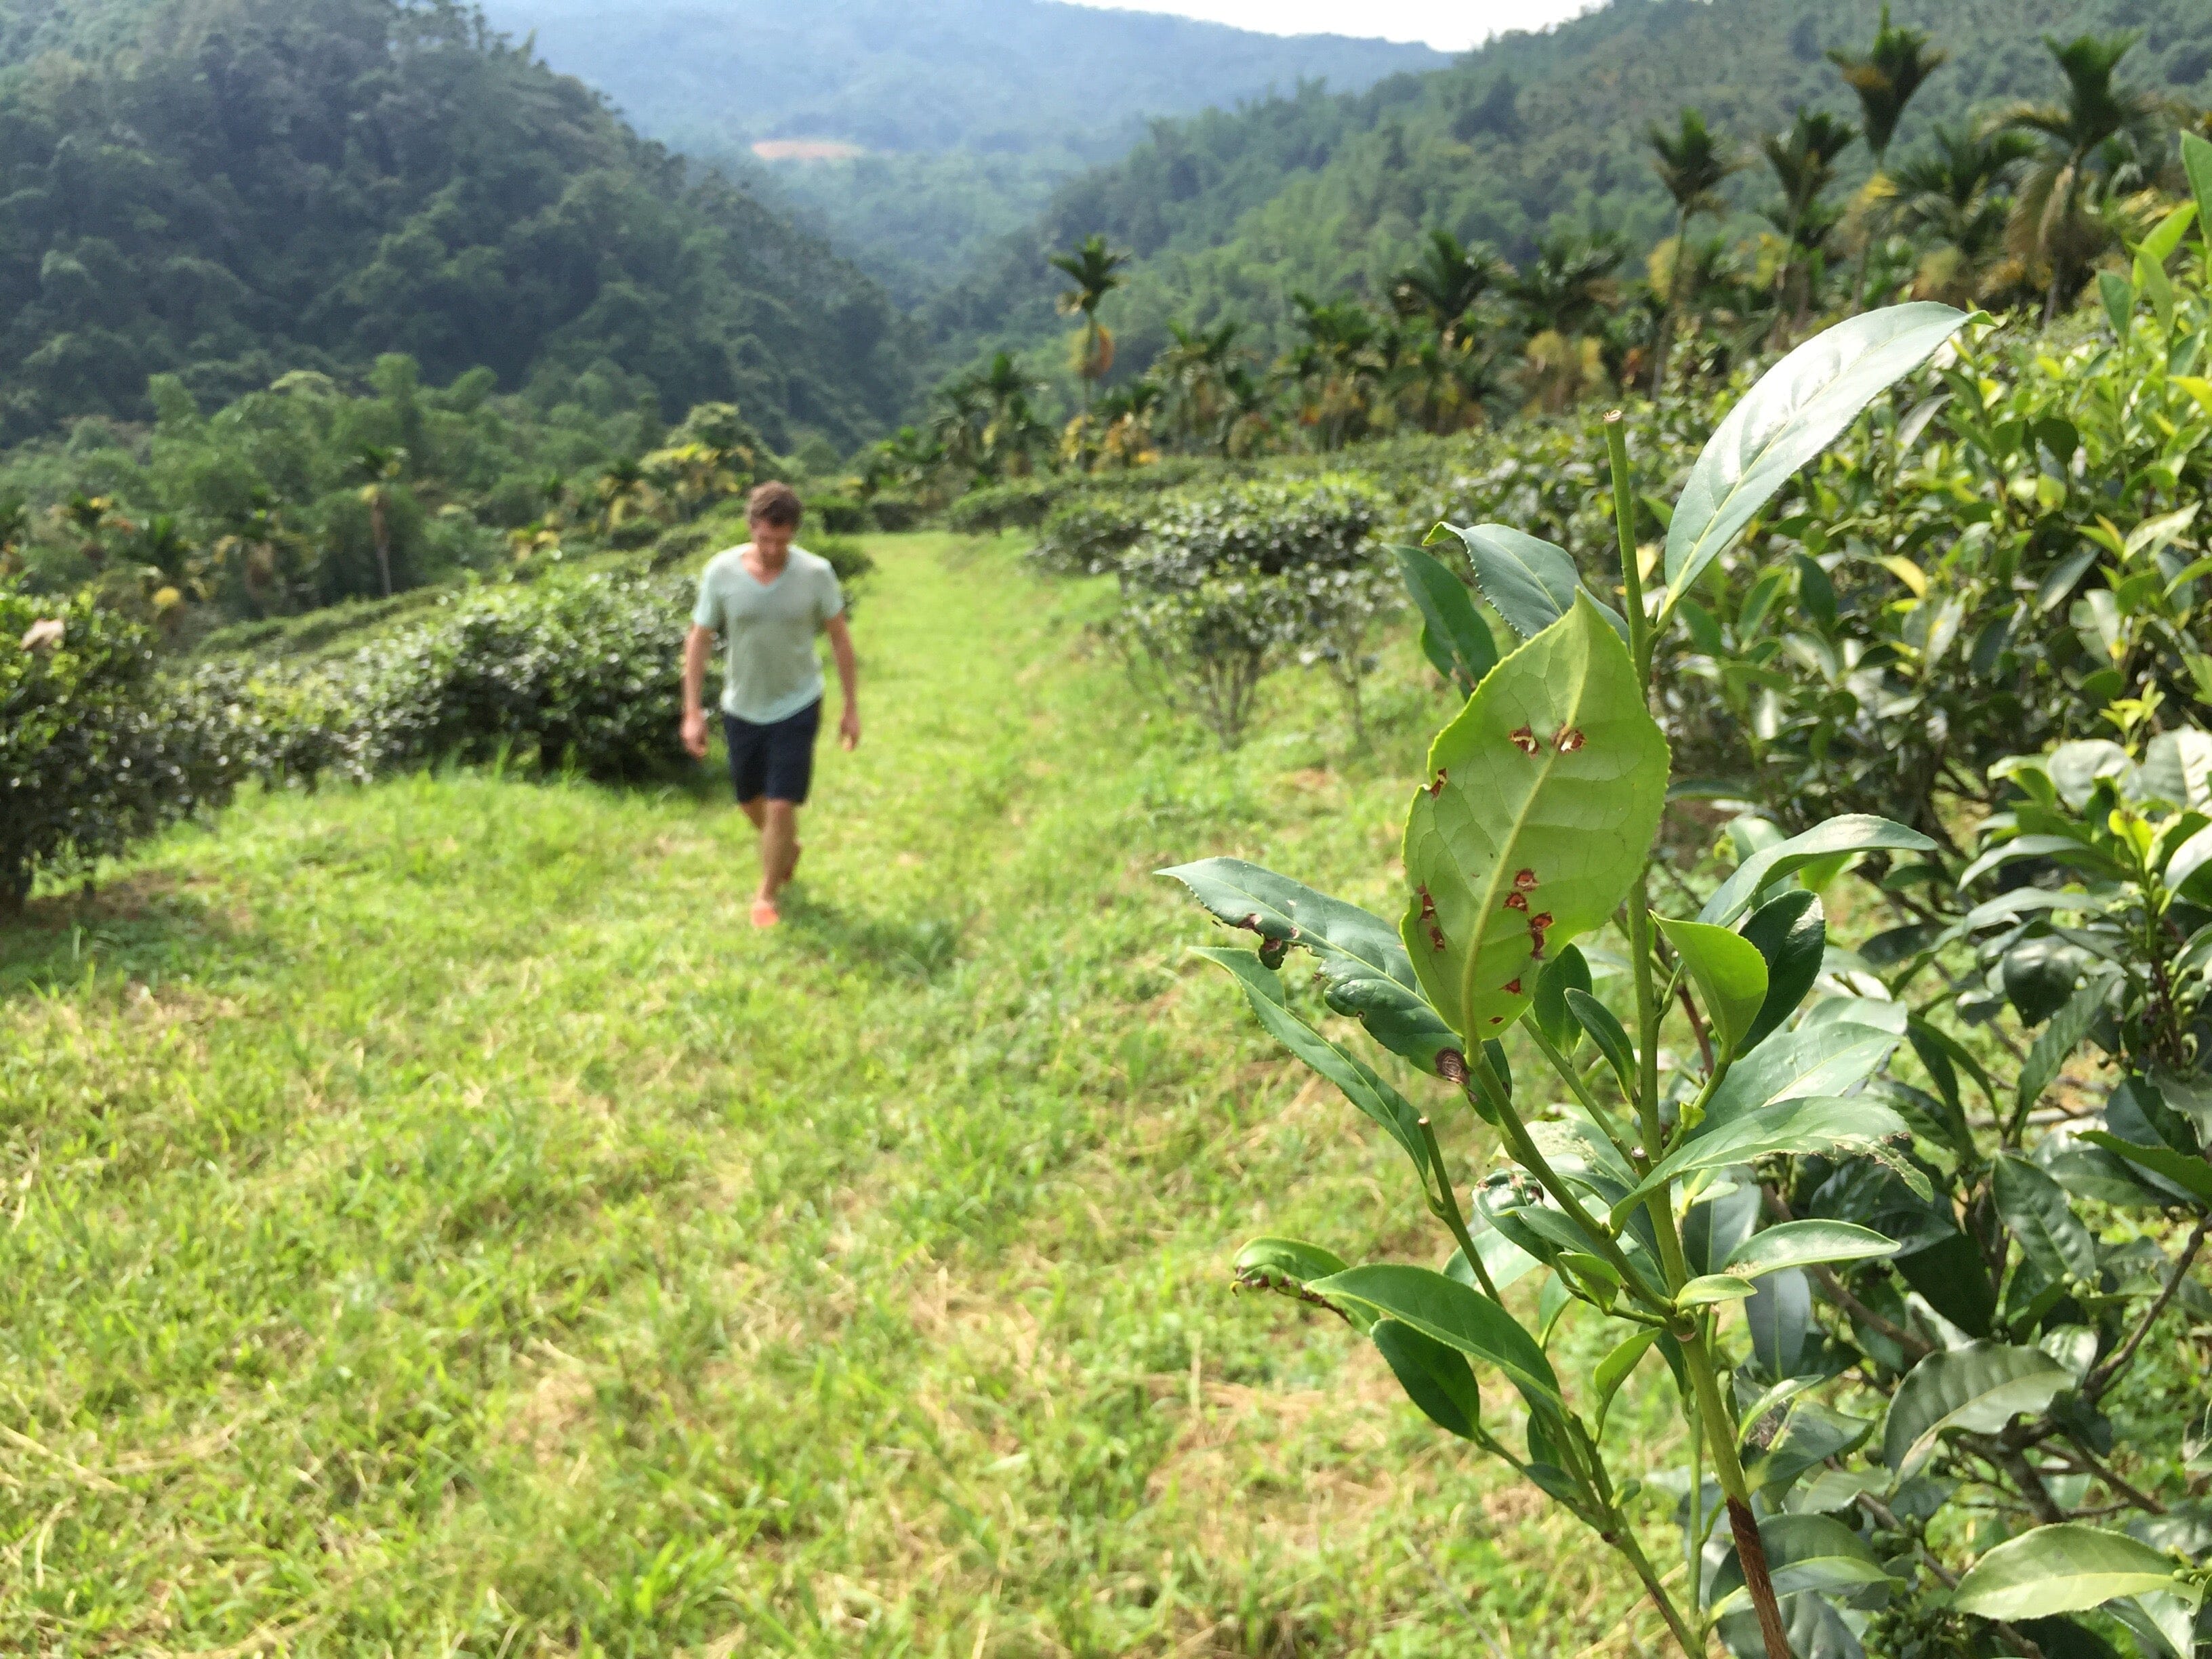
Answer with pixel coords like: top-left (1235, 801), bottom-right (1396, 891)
top-left (1061, 0), bottom-right (1603, 51)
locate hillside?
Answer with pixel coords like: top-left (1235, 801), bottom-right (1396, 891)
top-left (0, 0), bottom-right (914, 448)
top-left (478, 0), bottom-right (1446, 306)
top-left (928, 0), bottom-right (2212, 375)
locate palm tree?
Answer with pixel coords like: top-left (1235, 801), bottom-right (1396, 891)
top-left (593, 455), bottom-right (651, 533)
top-left (2001, 33), bottom-right (2173, 323)
top-left (1154, 319), bottom-right (1249, 453)
top-left (1285, 293), bottom-right (1388, 450)
top-left (1390, 228), bottom-right (1507, 349)
top-left (347, 445), bottom-right (407, 597)
top-left (1829, 5), bottom-right (1950, 310)
top-left (1889, 125), bottom-right (2037, 305)
top-left (1761, 110), bottom-right (1860, 335)
top-left (1048, 234), bottom-right (1130, 409)
top-left (1644, 109), bottom-right (1741, 395)
top-left (1504, 230), bottom-right (1626, 339)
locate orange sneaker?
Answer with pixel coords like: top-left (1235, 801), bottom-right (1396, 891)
top-left (750, 896), bottom-right (780, 928)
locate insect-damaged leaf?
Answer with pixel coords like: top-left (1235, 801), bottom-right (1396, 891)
top-left (1664, 303), bottom-right (1967, 603)
top-left (1160, 857), bottom-right (1458, 1072)
top-left (1401, 594), bottom-right (1668, 1041)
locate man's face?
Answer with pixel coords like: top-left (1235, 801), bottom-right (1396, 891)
top-left (750, 516), bottom-right (797, 558)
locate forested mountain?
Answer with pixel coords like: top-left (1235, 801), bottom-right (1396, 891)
top-left (478, 0), bottom-right (1446, 307)
top-left (930, 0), bottom-right (2212, 378)
top-left (0, 0), bottom-right (914, 448)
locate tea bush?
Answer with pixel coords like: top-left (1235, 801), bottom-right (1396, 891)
top-left (1104, 478), bottom-right (1392, 747)
top-left (1, 587), bottom-right (236, 910)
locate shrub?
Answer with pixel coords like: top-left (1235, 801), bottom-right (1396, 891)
top-left (1, 586), bottom-right (235, 910)
top-left (945, 480), bottom-right (1059, 535)
top-left (1107, 478), bottom-right (1389, 745)
top-left (808, 493), bottom-right (870, 534)
top-left (808, 534), bottom-right (877, 613)
top-left (1029, 497), bottom-right (1145, 575)
top-left (865, 494), bottom-right (923, 532)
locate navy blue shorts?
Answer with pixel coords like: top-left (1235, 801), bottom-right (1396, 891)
top-left (724, 699), bottom-right (821, 805)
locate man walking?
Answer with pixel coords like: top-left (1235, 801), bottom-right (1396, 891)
top-left (682, 481), bottom-right (859, 927)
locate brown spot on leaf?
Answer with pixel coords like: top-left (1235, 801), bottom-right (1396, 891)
top-left (1554, 726), bottom-right (1586, 752)
top-left (1514, 869), bottom-right (1538, 890)
top-left (1509, 725), bottom-right (1540, 755)
top-left (1504, 979), bottom-right (1521, 995)
top-left (1504, 892), bottom-right (1528, 912)
top-left (1427, 768), bottom-right (1449, 798)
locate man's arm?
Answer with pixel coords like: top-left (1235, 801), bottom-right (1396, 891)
top-left (824, 613), bottom-right (860, 751)
top-left (682, 623), bottom-right (714, 759)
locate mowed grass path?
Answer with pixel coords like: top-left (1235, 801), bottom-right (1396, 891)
top-left (1, 535), bottom-right (1680, 1657)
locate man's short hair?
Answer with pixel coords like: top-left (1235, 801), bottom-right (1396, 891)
top-left (748, 480), bottom-right (802, 528)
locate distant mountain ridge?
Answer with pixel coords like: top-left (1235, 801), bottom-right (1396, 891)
top-left (926, 0), bottom-right (2212, 382)
top-left (476, 0), bottom-right (1448, 306)
top-left (478, 0), bottom-right (1448, 157)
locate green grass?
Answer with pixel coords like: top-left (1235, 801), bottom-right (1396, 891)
top-left (1, 533), bottom-right (1688, 1656)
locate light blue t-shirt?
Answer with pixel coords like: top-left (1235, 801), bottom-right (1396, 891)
top-left (691, 546), bottom-right (844, 724)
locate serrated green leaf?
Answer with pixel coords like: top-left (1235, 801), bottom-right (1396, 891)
top-left (1710, 1513), bottom-right (1893, 1615)
top-left (1738, 890), bottom-right (1824, 1053)
top-left (1665, 304), bottom-right (1967, 602)
top-left (1612, 1097), bottom-right (1920, 1225)
top-left (1401, 596), bottom-right (1669, 1041)
top-left (1952, 1523), bottom-right (2185, 1621)
top-left (1311, 1264), bottom-right (1561, 1411)
top-left (1193, 947), bottom-right (1430, 1182)
top-left (1372, 1319), bottom-right (1482, 1440)
top-left (1883, 1340), bottom-right (2072, 1477)
top-left (1453, 523), bottom-right (1629, 642)
top-left (1706, 1023), bottom-right (1901, 1126)
top-left (2018, 979), bottom-right (2108, 1122)
top-left (1655, 914), bottom-right (1770, 1059)
top-left (1722, 1219), bottom-right (1900, 1278)
top-left (1700, 814), bottom-right (1936, 927)
top-left (1160, 858), bottom-right (1458, 1071)
top-left (1992, 1152), bottom-right (2100, 1283)
top-left (1532, 944), bottom-right (1591, 1052)
top-left (1393, 544), bottom-right (1498, 695)
top-left (2080, 1132), bottom-right (2212, 1199)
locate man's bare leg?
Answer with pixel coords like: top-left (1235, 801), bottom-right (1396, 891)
top-left (752, 799), bottom-right (801, 925)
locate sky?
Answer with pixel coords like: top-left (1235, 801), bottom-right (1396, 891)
top-left (1060, 0), bottom-right (1602, 52)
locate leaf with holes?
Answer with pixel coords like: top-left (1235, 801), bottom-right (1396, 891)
top-left (1664, 303), bottom-right (1967, 603)
top-left (1401, 595), bottom-right (1668, 1042)
top-left (1953, 1524), bottom-right (2188, 1621)
top-left (1195, 947), bottom-right (1430, 1183)
top-left (1883, 1341), bottom-right (2072, 1477)
top-left (1393, 544), bottom-right (1497, 695)
top-left (1655, 914), bottom-right (1769, 1059)
top-left (1160, 857), bottom-right (1458, 1071)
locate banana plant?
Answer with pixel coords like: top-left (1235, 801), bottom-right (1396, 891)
top-left (1155, 303), bottom-right (2207, 1658)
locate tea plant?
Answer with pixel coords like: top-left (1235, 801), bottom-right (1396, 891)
top-left (1162, 302), bottom-right (2211, 1658)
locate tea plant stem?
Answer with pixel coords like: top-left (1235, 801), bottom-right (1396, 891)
top-left (1604, 1511), bottom-right (1703, 1657)
top-left (1416, 1115), bottom-right (1501, 1300)
top-left (2082, 1212), bottom-right (2208, 1403)
top-left (1604, 412), bottom-right (1652, 683)
top-left (1518, 1014), bottom-right (1639, 1161)
top-left (1465, 1048), bottom-right (1670, 1317)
